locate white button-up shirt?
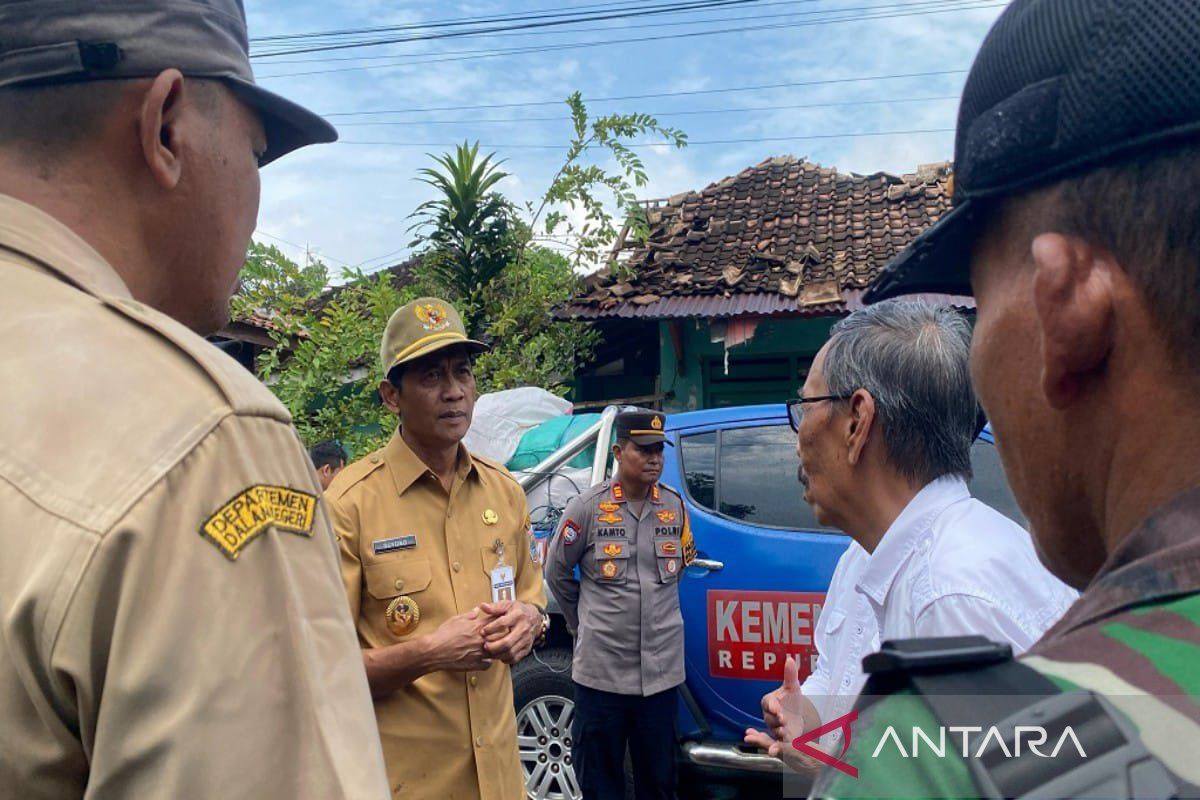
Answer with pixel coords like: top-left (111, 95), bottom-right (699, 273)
top-left (799, 476), bottom-right (1077, 747)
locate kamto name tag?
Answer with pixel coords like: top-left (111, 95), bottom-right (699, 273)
top-left (491, 564), bottom-right (516, 603)
top-left (374, 535), bottom-right (418, 555)
top-left (201, 485), bottom-right (316, 561)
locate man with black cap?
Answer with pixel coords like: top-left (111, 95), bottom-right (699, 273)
top-left (326, 296), bottom-right (548, 800)
top-left (0, 1), bottom-right (389, 798)
top-left (546, 409), bottom-right (696, 799)
top-left (809, 1), bottom-right (1200, 797)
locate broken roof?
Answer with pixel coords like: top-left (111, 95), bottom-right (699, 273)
top-left (561, 156), bottom-right (961, 319)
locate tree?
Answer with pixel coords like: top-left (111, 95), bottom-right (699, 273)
top-left (408, 143), bottom-right (521, 336)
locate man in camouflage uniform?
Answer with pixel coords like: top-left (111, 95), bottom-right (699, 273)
top-left (546, 409), bottom-right (696, 800)
top-left (809, 1), bottom-right (1200, 797)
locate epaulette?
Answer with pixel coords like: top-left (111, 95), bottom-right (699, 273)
top-left (325, 449), bottom-right (387, 500)
top-left (470, 452), bottom-right (522, 487)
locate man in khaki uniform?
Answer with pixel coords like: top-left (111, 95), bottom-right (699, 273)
top-left (328, 297), bottom-right (548, 800)
top-left (0, 2), bottom-right (389, 798)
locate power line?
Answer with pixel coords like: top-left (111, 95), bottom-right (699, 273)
top-left (254, 230), bottom-right (353, 268)
top-left (320, 69), bottom-right (968, 117)
top-left (252, 0), bottom-right (765, 58)
top-left (334, 94), bottom-right (959, 126)
top-left (337, 127), bottom-right (956, 148)
top-left (258, 1), bottom-right (1003, 78)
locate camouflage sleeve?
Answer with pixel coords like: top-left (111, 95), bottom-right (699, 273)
top-left (810, 689), bottom-right (979, 799)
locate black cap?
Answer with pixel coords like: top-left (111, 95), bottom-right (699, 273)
top-left (0, 0), bottom-right (337, 166)
top-left (615, 410), bottom-right (670, 446)
top-left (867, 0), bottom-right (1200, 302)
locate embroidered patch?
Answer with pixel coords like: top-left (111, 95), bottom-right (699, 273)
top-left (666, 558), bottom-right (679, 575)
top-left (415, 302), bottom-right (450, 331)
top-left (373, 535), bottom-right (417, 555)
top-left (201, 485), bottom-right (316, 561)
top-left (562, 519), bottom-right (581, 545)
top-left (651, 484), bottom-right (660, 502)
top-left (601, 560), bottom-right (619, 578)
top-left (611, 483), bottom-right (625, 501)
top-left (598, 501), bottom-right (621, 513)
top-left (659, 541), bottom-right (679, 556)
top-left (602, 542), bottom-right (624, 558)
top-left (595, 527), bottom-right (624, 537)
top-left (598, 512), bottom-right (623, 525)
top-left (656, 509), bottom-right (678, 524)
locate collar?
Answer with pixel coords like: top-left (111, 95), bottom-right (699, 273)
top-left (0, 193), bottom-right (133, 300)
top-left (856, 475), bottom-right (971, 605)
top-left (1038, 485), bottom-right (1200, 642)
top-left (610, 481), bottom-right (661, 504)
top-left (384, 428), bottom-right (476, 496)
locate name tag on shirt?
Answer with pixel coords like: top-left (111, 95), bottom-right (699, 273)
top-left (374, 535), bottom-right (417, 555)
top-left (491, 564), bottom-right (516, 603)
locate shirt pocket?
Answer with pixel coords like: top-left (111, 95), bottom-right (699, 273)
top-left (594, 540), bottom-right (631, 585)
top-left (653, 538), bottom-right (683, 584)
top-left (819, 607), bottom-right (846, 637)
top-left (364, 557), bottom-right (433, 600)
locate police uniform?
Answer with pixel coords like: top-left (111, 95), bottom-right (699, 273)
top-left (545, 410), bottom-right (696, 800)
top-left (0, 201), bottom-right (389, 796)
top-left (327, 297), bottom-right (546, 800)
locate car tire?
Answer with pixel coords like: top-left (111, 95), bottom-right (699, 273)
top-left (513, 648), bottom-right (580, 800)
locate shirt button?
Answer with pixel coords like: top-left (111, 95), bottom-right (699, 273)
top-left (474, 736), bottom-right (484, 748)
top-left (855, 625), bottom-right (863, 635)
top-left (453, 561), bottom-right (462, 572)
top-left (394, 579), bottom-right (405, 591)
top-left (469, 675), bottom-right (478, 687)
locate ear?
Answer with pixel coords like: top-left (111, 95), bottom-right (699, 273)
top-left (1031, 232), bottom-right (1116, 409)
top-left (611, 444), bottom-right (622, 463)
top-left (844, 389), bottom-right (876, 467)
top-left (379, 380), bottom-right (402, 415)
top-left (137, 69), bottom-right (187, 190)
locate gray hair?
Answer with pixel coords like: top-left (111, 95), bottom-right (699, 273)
top-left (823, 299), bottom-right (977, 484)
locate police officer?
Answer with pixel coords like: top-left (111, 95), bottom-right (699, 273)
top-left (326, 297), bottom-right (549, 800)
top-left (546, 410), bottom-right (696, 800)
top-left (809, 1), bottom-right (1200, 797)
top-left (0, 1), bottom-right (389, 798)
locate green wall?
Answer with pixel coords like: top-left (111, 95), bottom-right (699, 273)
top-left (659, 316), bottom-right (838, 412)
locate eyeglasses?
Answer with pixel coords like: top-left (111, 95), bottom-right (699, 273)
top-left (786, 395), bottom-right (852, 432)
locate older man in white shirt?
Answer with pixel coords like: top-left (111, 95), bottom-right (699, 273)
top-left (745, 300), bottom-right (1076, 765)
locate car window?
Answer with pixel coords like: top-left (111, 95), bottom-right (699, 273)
top-left (968, 441), bottom-right (1027, 526)
top-left (679, 431), bottom-right (716, 510)
top-left (716, 425), bottom-right (831, 531)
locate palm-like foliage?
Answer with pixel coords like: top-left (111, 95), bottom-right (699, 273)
top-left (409, 142), bottom-right (521, 334)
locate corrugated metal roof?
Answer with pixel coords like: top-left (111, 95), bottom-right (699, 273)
top-left (558, 290), bottom-right (974, 320)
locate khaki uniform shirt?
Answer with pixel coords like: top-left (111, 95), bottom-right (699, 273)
top-left (328, 431), bottom-right (545, 800)
top-left (0, 195), bottom-right (389, 799)
top-left (545, 479), bottom-right (695, 696)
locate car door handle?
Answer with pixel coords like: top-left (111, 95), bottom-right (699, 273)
top-left (690, 558), bottom-right (724, 572)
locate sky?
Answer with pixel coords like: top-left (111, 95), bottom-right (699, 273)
top-left (245, 0), bottom-right (1009, 277)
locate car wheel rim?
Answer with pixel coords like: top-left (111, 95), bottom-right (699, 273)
top-left (516, 693), bottom-right (579, 800)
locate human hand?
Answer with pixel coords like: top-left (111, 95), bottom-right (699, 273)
top-left (430, 608), bottom-right (492, 672)
top-left (478, 600), bottom-right (540, 664)
top-left (761, 656), bottom-right (804, 741)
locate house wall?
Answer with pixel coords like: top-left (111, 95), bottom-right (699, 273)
top-left (659, 316), bottom-right (838, 412)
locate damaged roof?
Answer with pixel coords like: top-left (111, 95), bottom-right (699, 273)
top-left (561, 156), bottom-right (960, 319)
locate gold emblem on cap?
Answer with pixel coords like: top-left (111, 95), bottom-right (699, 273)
top-left (415, 302), bottom-right (450, 331)
top-left (482, 509), bottom-right (499, 526)
top-left (385, 596), bottom-right (421, 636)
top-left (651, 416), bottom-right (663, 430)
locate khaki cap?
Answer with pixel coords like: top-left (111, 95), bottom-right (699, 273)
top-left (0, 0), bottom-right (336, 165)
top-left (380, 297), bottom-right (488, 376)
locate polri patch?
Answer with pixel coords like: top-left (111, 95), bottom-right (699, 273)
top-left (562, 519), bottom-right (581, 545)
top-left (201, 485), bottom-right (316, 561)
top-left (374, 535), bottom-right (418, 555)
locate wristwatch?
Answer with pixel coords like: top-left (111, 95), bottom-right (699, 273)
top-left (533, 605), bottom-right (551, 647)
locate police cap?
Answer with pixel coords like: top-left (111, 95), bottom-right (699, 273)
top-left (0, 0), bottom-right (336, 165)
top-left (615, 409), bottom-right (670, 447)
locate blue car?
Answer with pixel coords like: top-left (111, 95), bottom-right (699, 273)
top-left (512, 404), bottom-right (1023, 799)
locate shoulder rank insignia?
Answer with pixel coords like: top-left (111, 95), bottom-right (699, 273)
top-left (598, 501), bottom-right (620, 513)
top-left (656, 509), bottom-right (678, 524)
top-left (602, 542), bottom-right (624, 558)
top-left (611, 483), bottom-right (625, 501)
top-left (650, 484), bottom-right (661, 502)
top-left (598, 512), bottom-right (623, 525)
top-left (201, 485), bottom-right (316, 561)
